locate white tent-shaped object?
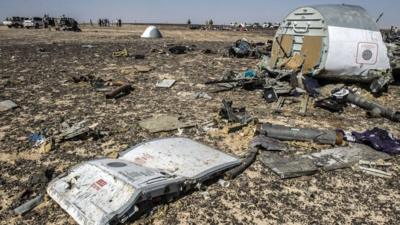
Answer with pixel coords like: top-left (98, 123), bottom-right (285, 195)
top-left (269, 4), bottom-right (390, 81)
top-left (141, 25), bottom-right (163, 38)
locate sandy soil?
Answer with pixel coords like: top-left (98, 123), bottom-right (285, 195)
top-left (0, 25), bottom-right (399, 225)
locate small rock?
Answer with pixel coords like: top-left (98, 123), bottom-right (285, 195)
top-left (134, 65), bottom-right (152, 73)
top-left (0, 100), bottom-right (18, 112)
top-left (199, 191), bottom-right (210, 200)
top-left (156, 79), bottom-right (176, 88)
top-left (218, 179), bottom-right (230, 188)
top-left (37, 140), bottom-right (52, 153)
top-left (28, 168), bottom-right (54, 185)
top-left (133, 54), bottom-right (145, 59)
top-left (194, 91), bottom-right (212, 100)
top-left (82, 44), bottom-right (95, 48)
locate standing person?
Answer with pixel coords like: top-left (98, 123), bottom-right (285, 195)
top-left (118, 19), bottom-right (122, 27)
top-left (90, 19), bottom-right (93, 26)
top-left (43, 14), bottom-right (49, 28)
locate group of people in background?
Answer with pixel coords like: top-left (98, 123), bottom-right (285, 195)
top-left (90, 18), bottom-right (122, 27)
top-left (98, 18), bottom-right (110, 27)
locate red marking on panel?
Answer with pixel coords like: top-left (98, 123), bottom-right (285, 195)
top-left (91, 179), bottom-right (107, 191)
top-left (91, 183), bottom-right (100, 191)
top-left (96, 179), bottom-right (107, 187)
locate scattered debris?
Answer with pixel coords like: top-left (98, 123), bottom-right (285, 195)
top-left (359, 166), bottom-right (392, 179)
top-left (28, 168), bottom-right (54, 185)
top-left (105, 83), bottom-right (133, 98)
top-left (222, 123), bottom-right (249, 134)
top-left (169, 45), bottom-right (188, 54)
top-left (200, 191), bottom-right (211, 200)
top-left (36, 47), bottom-right (46, 53)
top-left (0, 100), bottom-right (18, 112)
top-left (260, 152), bottom-right (318, 179)
top-left (133, 54), bottom-right (145, 59)
top-left (242, 69), bottom-right (257, 78)
top-left (370, 74), bottom-right (392, 95)
top-left (2, 5), bottom-right (400, 224)
top-left (299, 95), bottom-right (310, 115)
top-left (56, 120), bottom-right (106, 142)
top-left (250, 135), bottom-right (288, 151)
top-left (194, 91), bottom-right (212, 100)
top-left (201, 49), bottom-right (214, 54)
top-left (263, 87), bottom-right (278, 103)
top-left (274, 97), bottom-right (301, 113)
top-left (134, 65), bottom-right (152, 73)
top-left (13, 195), bottom-right (44, 215)
top-left (218, 179), bottom-right (230, 188)
top-left (112, 48), bottom-right (129, 57)
top-left (359, 160), bottom-right (392, 167)
top-left (81, 44), bottom-right (95, 48)
top-left (261, 144), bottom-right (390, 178)
top-left (334, 89), bottom-right (400, 122)
top-left (219, 100), bottom-right (253, 124)
top-left (226, 39), bottom-right (270, 58)
top-left (205, 70), bottom-right (265, 93)
top-left (225, 147), bottom-right (258, 179)
top-left (29, 133), bottom-right (46, 147)
top-left (256, 123), bottom-right (343, 145)
top-left (36, 139), bottom-right (53, 153)
top-left (156, 79), bottom-right (176, 88)
top-left (139, 115), bottom-right (195, 133)
top-left (303, 77), bottom-right (320, 97)
top-left (304, 144), bottom-right (391, 171)
top-left (314, 97), bottom-right (345, 113)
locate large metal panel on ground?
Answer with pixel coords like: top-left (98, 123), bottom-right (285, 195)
top-left (47, 159), bottom-right (183, 225)
top-left (47, 138), bottom-right (240, 225)
top-left (120, 137), bottom-right (241, 181)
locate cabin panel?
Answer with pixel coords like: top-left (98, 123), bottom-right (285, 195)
top-left (301, 36), bottom-right (323, 74)
top-left (269, 35), bottom-right (293, 68)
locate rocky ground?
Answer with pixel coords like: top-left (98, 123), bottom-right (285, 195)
top-left (0, 25), bottom-right (399, 225)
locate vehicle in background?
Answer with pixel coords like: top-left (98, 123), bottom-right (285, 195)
top-left (23, 17), bottom-right (44, 29)
top-left (3, 17), bottom-right (24, 28)
top-left (271, 23), bottom-right (280, 29)
top-left (262, 22), bottom-right (272, 28)
top-left (59, 17), bottom-right (81, 31)
top-left (43, 16), bottom-right (56, 28)
top-left (252, 22), bottom-right (261, 28)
